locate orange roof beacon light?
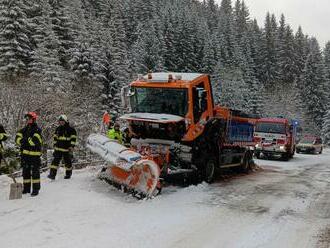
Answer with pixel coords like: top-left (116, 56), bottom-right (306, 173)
top-left (175, 74), bottom-right (182, 80)
top-left (137, 74), bottom-right (143, 81)
top-left (168, 74), bottom-right (173, 82)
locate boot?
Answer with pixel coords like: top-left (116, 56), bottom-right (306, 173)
top-left (22, 189), bottom-right (30, 194)
top-left (31, 190), bottom-right (39, 197)
top-left (64, 175), bottom-right (71, 179)
top-left (47, 174), bottom-right (55, 180)
top-left (64, 170), bottom-right (72, 179)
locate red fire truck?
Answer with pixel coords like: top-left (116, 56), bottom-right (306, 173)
top-left (254, 117), bottom-right (297, 160)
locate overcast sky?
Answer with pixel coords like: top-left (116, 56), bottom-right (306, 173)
top-left (237, 0), bottom-right (330, 48)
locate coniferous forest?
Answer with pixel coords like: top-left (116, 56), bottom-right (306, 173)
top-left (0, 0), bottom-right (330, 145)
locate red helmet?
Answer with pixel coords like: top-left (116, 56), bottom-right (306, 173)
top-left (25, 112), bottom-right (38, 121)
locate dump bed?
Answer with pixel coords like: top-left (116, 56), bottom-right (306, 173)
top-left (228, 120), bottom-right (254, 143)
top-left (214, 106), bottom-right (257, 147)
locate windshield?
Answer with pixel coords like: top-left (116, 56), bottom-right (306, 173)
top-left (299, 138), bottom-right (315, 144)
top-left (130, 87), bottom-right (188, 117)
top-left (255, 122), bottom-right (286, 134)
top-left (299, 139), bottom-right (314, 144)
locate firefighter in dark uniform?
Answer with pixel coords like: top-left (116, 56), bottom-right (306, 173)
top-left (15, 112), bottom-right (43, 196)
top-left (48, 115), bottom-right (77, 180)
top-left (0, 124), bottom-right (9, 165)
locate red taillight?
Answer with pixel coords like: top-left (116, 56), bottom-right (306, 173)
top-left (277, 139), bottom-right (286, 145)
top-left (254, 137), bottom-right (261, 143)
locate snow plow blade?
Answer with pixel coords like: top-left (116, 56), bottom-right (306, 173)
top-left (86, 134), bottom-right (160, 197)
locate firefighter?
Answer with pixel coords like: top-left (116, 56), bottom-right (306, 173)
top-left (0, 124), bottom-right (8, 165)
top-left (15, 112), bottom-right (43, 196)
top-left (107, 122), bottom-right (123, 144)
top-left (48, 115), bottom-right (77, 180)
top-left (122, 127), bottom-right (131, 147)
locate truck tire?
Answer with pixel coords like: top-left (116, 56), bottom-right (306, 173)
top-left (289, 148), bottom-right (295, 158)
top-left (241, 152), bottom-right (253, 173)
top-left (204, 157), bottom-right (217, 183)
top-left (255, 152), bottom-right (261, 159)
top-left (319, 148), bottom-right (323, 154)
top-left (281, 153), bottom-right (289, 161)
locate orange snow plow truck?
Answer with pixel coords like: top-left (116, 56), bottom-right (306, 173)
top-left (87, 73), bottom-right (258, 197)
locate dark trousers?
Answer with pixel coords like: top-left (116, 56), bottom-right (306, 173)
top-left (49, 150), bottom-right (72, 178)
top-left (21, 154), bottom-right (41, 193)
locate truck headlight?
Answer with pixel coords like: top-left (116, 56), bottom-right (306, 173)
top-left (280, 146), bottom-right (286, 151)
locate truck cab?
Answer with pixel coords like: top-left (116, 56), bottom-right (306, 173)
top-left (121, 72), bottom-right (215, 142)
top-left (254, 118), bottom-right (297, 160)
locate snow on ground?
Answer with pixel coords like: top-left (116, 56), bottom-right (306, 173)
top-left (1, 150), bottom-right (330, 248)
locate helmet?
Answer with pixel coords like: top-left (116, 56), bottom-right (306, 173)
top-left (58, 114), bottom-right (68, 122)
top-left (25, 112), bottom-right (38, 121)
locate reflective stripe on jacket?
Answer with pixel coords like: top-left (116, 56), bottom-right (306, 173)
top-left (15, 123), bottom-right (43, 156)
top-left (0, 125), bottom-right (8, 149)
top-left (0, 133), bottom-right (8, 142)
top-left (53, 123), bottom-right (77, 152)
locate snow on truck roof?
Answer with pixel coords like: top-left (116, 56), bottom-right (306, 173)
top-left (141, 72), bottom-right (204, 82)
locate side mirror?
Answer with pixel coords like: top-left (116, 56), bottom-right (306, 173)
top-left (120, 86), bottom-right (130, 108)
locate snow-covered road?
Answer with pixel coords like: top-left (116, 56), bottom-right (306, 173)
top-left (1, 150), bottom-right (330, 248)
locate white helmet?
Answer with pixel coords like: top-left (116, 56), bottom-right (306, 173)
top-left (58, 114), bottom-right (68, 122)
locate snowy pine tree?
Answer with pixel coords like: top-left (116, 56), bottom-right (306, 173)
top-left (30, 19), bottom-right (65, 87)
top-left (70, 43), bottom-right (94, 87)
top-left (217, 0), bottom-right (238, 67)
top-left (0, 0), bottom-right (34, 80)
top-left (131, 22), bottom-right (165, 74)
top-left (49, 0), bottom-right (75, 69)
top-left (201, 28), bottom-right (217, 73)
top-left (323, 41), bottom-right (330, 102)
top-left (322, 109), bottom-right (330, 145)
top-left (261, 13), bottom-right (278, 86)
top-left (299, 38), bottom-right (327, 133)
top-left (276, 15), bottom-right (296, 85)
top-left (248, 19), bottom-right (264, 82)
top-left (293, 26), bottom-right (309, 79)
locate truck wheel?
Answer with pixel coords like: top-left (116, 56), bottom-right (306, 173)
top-left (204, 157), bottom-right (217, 183)
top-left (281, 153), bottom-right (289, 161)
top-left (238, 152), bottom-right (253, 173)
top-left (289, 150), bottom-right (294, 158)
top-left (319, 148), bottom-right (323, 154)
top-left (255, 152), bottom-right (261, 159)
